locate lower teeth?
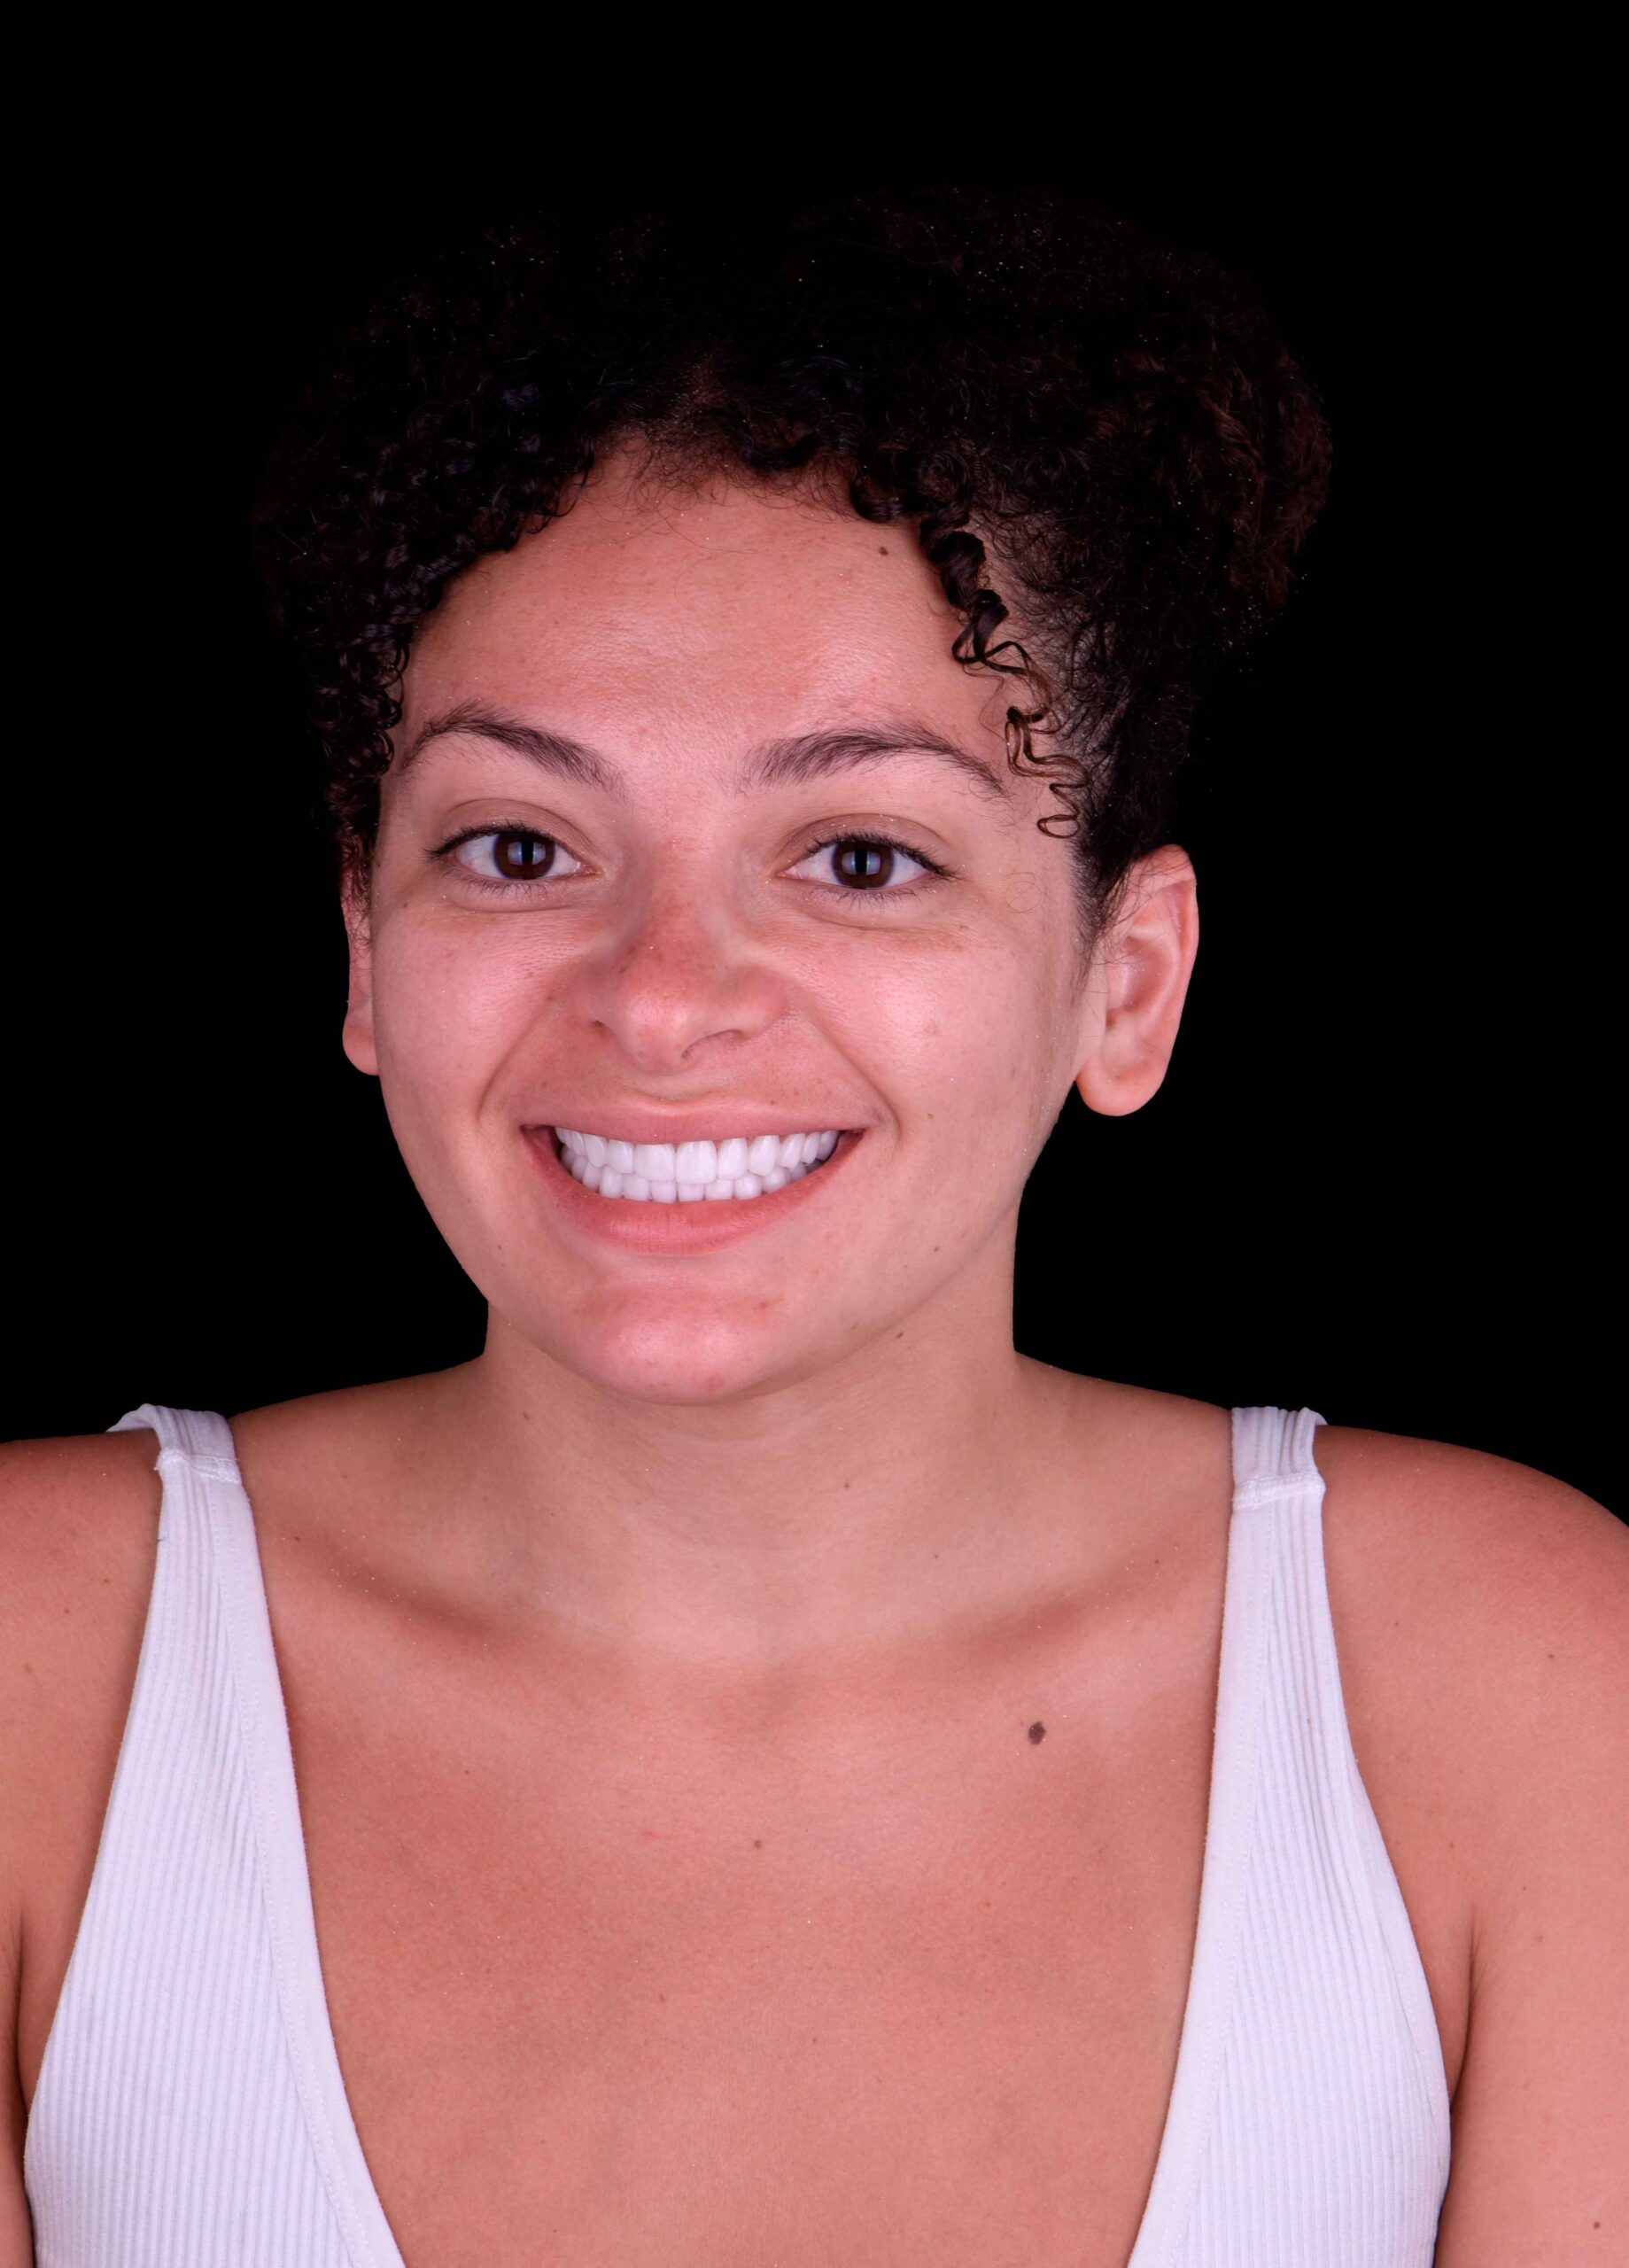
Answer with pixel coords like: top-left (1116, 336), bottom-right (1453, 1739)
top-left (557, 1141), bottom-right (835, 1203)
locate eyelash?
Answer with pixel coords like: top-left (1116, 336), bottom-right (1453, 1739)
top-left (429, 822), bottom-right (952, 906)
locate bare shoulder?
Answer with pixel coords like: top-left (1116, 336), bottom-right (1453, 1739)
top-left (0, 1425), bottom-right (166, 1893)
top-left (1313, 1418), bottom-right (1626, 1833)
top-left (0, 1426), bottom-right (166, 1720)
top-left (1312, 1428), bottom-right (1629, 2259)
top-left (1312, 1420), bottom-right (1626, 1695)
top-left (0, 1431), bottom-right (165, 2128)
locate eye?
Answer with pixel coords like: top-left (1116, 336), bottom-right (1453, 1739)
top-left (434, 826), bottom-right (585, 894)
top-left (428, 822), bottom-right (950, 905)
top-left (788, 831), bottom-right (947, 899)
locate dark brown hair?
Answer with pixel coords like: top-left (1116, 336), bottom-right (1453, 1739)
top-left (253, 186), bottom-right (1331, 952)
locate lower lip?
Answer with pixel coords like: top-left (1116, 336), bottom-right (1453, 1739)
top-left (523, 1127), bottom-right (865, 1253)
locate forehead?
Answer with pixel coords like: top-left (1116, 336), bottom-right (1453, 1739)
top-left (405, 450), bottom-right (998, 750)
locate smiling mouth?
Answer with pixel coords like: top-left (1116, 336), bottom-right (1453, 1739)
top-left (550, 1126), bottom-right (850, 1203)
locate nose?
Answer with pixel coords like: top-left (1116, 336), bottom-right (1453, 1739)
top-left (567, 875), bottom-right (787, 1072)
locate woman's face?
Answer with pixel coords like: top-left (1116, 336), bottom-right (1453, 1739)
top-left (343, 448), bottom-right (1195, 1405)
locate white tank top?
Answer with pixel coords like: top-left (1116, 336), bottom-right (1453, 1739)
top-left (23, 1402), bottom-right (1452, 2265)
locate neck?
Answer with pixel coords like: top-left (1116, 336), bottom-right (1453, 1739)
top-left (387, 1289), bottom-right (1102, 1685)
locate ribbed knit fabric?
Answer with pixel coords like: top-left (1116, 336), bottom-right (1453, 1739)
top-left (1128, 1408), bottom-right (1452, 2266)
top-left (22, 1402), bottom-right (1452, 2267)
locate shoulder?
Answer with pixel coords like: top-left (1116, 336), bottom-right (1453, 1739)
top-left (1311, 1420), bottom-right (1627, 1842)
top-left (0, 1430), bottom-right (166, 2233)
top-left (0, 1428), bottom-right (166, 1688)
top-left (0, 1428), bottom-right (165, 2005)
top-left (1311, 1422), bottom-right (1628, 2256)
top-left (1311, 1419), bottom-right (1627, 1700)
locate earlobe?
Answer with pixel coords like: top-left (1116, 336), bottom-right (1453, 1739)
top-left (341, 990), bottom-right (378, 1077)
top-left (339, 873), bottom-right (380, 1077)
top-left (1072, 846), bottom-right (1199, 1120)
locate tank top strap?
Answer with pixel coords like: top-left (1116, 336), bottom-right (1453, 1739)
top-left (108, 1398), bottom-right (238, 1475)
top-left (1235, 1400), bottom-right (1450, 2132)
top-left (1129, 1404), bottom-right (1329, 2256)
top-left (1131, 1406), bottom-right (1450, 2263)
top-left (103, 1402), bottom-right (264, 1670)
top-left (1229, 1402), bottom-right (1329, 1500)
top-left (73, 1400), bottom-right (408, 2267)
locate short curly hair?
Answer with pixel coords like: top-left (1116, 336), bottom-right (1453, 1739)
top-left (253, 186), bottom-right (1331, 951)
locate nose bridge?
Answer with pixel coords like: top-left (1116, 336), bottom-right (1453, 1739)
top-left (582, 859), bottom-right (779, 1062)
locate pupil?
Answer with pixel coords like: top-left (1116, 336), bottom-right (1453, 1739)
top-left (839, 840), bottom-right (888, 888)
top-left (501, 832), bottom-right (549, 879)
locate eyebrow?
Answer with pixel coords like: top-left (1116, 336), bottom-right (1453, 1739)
top-left (396, 699), bottom-right (1015, 809)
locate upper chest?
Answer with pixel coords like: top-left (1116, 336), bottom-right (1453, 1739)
top-left (18, 1416), bottom-right (1475, 2268)
top-left (271, 1550), bottom-right (1231, 2268)
top-left (252, 1457), bottom-right (1470, 2268)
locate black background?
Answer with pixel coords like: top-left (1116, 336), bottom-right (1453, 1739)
top-left (5, 129), bottom-right (1619, 1515)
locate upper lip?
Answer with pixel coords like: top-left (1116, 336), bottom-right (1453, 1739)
top-left (527, 1113), bottom-right (861, 1145)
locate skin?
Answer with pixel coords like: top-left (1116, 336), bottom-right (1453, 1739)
top-left (8, 441), bottom-right (1624, 2268)
top-left (339, 443), bottom-right (1199, 1689)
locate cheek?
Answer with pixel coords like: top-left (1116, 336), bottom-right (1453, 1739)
top-left (855, 945), bottom-right (1047, 1156)
top-left (368, 908), bottom-right (1054, 1188)
top-left (370, 928), bottom-right (547, 1113)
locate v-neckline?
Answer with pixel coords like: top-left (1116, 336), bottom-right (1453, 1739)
top-left (211, 1405), bottom-right (1270, 2268)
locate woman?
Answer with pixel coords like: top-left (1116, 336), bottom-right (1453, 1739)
top-left (4, 189), bottom-right (1623, 2267)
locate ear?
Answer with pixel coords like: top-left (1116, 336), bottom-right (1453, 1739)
top-left (339, 859), bottom-right (381, 1078)
top-left (1074, 844), bottom-right (1199, 1118)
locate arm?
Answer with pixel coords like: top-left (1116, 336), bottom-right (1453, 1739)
top-left (2, 1922), bottom-right (29, 2268)
top-left (1, 1469), bottom-right (35, 2268)
top-left (0, 1425), bottom-right (179, 2268)
top-left (1428, 1459), bottom-right (1629, 2264)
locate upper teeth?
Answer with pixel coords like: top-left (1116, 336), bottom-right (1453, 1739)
top-left (554, 1127), bottom-right (842, 1202)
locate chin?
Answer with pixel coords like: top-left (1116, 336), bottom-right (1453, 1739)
top-left (529, 1301), bottom-right (823, 1407)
